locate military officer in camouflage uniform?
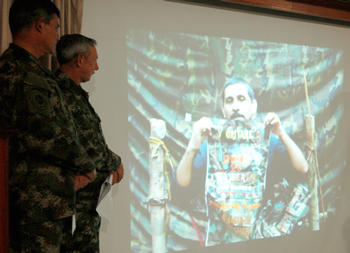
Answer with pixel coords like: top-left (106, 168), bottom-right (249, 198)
top-left (55, 34), bottom-right (124, 253)
top-left (0, 0), bottom-right (98, 252)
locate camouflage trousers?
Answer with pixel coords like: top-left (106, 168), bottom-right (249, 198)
top-left (9, 217), bottom-right (71, 253)
top-left (60, 181), bottom-right (104, 253)
top-left (61, 211), bottom-right (101, 253)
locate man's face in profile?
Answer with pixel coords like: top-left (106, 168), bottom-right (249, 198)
top-left (221, 83), bottom-right (257, 122)
top-left (42, 14), bottom-right (60, 55)
top-left (81, 46), bottom-right (99, 83)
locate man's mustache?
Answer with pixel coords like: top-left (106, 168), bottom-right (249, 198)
top-left (230, 112), bottom-right (244, 120)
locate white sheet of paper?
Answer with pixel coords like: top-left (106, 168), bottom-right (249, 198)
top-left (96, 174), bottom-right (114, 223)
top-left (72, 214), bottom-right (76, 235)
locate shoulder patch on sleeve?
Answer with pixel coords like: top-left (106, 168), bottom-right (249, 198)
top-left (24, 73), bottom-right (52, 115)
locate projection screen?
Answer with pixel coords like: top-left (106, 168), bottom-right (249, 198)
top-left (82, 1), bottom-right (350, 252)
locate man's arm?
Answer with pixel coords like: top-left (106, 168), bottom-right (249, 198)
top-left (176, 117), bottom-right (214, 187)
top-left (56, 71), bottom-right (124, 188)
top-left (264, 112), bottom-right (308, 174)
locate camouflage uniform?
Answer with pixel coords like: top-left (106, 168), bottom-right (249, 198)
top-left (55, 69), bottom-right (121, 253)
top-left (0, 44), bottom-right (96, 252)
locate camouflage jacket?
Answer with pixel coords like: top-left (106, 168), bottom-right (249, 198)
top-left (55, 70), bottom-right (121, 209)
top-left (0, 44), bottom-right (96, 224)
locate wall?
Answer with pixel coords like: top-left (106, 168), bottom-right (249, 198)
top-left (81, 0), bottom-right (350, 252)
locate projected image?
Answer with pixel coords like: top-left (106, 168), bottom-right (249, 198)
top-left (127, 29), bottom-right (346, 252)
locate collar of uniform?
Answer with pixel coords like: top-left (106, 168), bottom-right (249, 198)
top-left (55, 69), bottom-right (89, 99)
top-left (9, 43), bottom-right (56, 78)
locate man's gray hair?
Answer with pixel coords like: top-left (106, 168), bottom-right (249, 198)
top-left (56, 34), bottom-right (97, 65)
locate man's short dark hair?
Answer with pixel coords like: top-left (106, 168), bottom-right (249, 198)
top-left (221, 77), bottom-right (255, 103)
top-left (56, 34), bottom-right (97, 65)
top-left (9, 0), bottom-right (60, 36)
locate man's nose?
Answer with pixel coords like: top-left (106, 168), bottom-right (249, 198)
top-left (232, 102), bottom-right (239, 111)
top-left (232, 108), bottom-right (239, 114)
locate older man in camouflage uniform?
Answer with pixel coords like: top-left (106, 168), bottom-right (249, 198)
top-left (55, 34), bottom-right (124, 253)
top-left (0, 0), bottom-right (97, 252)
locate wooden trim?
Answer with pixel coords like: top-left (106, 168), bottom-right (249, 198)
top-left (0, 130), bottom-right (17, 253)
top-left (176, 0), bottom-right (350, 25)
top-left (221, 0), bottom-right (350, 22)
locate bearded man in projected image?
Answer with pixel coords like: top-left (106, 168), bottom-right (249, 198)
top-left (175, 77), bottom-right (309, 246)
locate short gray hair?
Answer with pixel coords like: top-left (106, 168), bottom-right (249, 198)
top-left (56, 34), bottom-right (97, 65)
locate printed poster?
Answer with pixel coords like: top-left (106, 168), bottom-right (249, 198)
top-left (205, 119), bottom-right (270, 245)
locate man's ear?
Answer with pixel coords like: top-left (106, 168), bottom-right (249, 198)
top-left (252, 99), bottom-right (258, 115)
top-left (76, 54), bottom-right (85, 68)
top-left (34, 18), bottom-right (44, 33)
